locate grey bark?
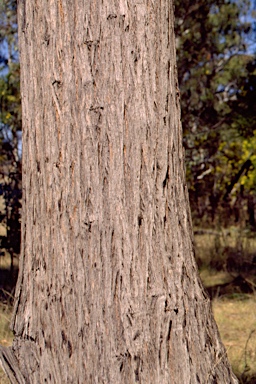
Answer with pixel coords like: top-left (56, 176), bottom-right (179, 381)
top-left (0, 1), bottom-right (238, 383)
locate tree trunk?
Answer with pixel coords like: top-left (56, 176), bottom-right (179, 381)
top-left (0, 1), bottom-right (238, 383)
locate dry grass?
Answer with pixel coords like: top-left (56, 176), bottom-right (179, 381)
top-left (0, 304), bottom-right (13, 346)
top-left (213, 297), bottom-right (256, 382)
top-left (195, 229), bottom-right (256, 382)
top-left (0, 302), bottom-right (13, 384)
top-left (200, 269), bottom-right (233, 288)
top-left (0, 244), bottom-right (15, 383)
top-left (0, 252), bottom-right (14, 271)
top-left (194, 229), bottom-right (256, 273)
top-left (0, 224), bottom-right (6, 237)
top-left (0, 253), bottom-right (19, 272)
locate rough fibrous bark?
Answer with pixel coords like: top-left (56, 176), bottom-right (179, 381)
top-left (0, 1), bottom-right (238, 383)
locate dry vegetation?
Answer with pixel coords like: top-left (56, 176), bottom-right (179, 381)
top-left (196, 230), bottom-right (256, 383)
top-left (0, 252), bottom-right (16, 384)
top-left (0, 301), bottom-right (12, 384)
top-left (213, 298), bottom-right (256, 383)
top-left (0, 230), bottom-right (255, 383)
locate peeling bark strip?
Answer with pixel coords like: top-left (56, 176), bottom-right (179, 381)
top-left (0, 1), bottom-right (238, 383)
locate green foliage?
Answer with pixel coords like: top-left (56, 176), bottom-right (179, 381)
top-left (175, 0), bottom-right (256, 229)
top-left (0, 0), bottom-right (21, 263)
top-left (0, 64), bottom-right (21, 132)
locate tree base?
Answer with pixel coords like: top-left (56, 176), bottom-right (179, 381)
top-left (0, 345), bottom-right (26, 384)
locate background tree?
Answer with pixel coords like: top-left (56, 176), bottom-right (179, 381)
top-left (0, 0), bottom-right (21, 277)
top-left (0, 1), bottom-right (238, 383)
top-left (175, 0), bottom-right (256, 229)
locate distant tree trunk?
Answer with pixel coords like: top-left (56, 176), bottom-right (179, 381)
top-left (0, 1), bottom-right (238, 383)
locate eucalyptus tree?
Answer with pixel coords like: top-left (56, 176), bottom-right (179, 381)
top-left (0, 1), bottom-right (238, 383)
